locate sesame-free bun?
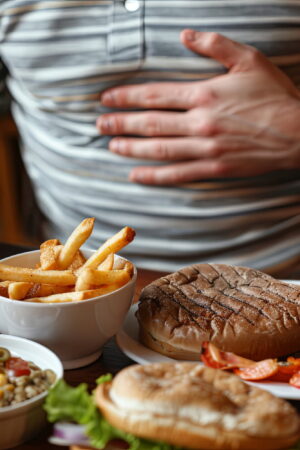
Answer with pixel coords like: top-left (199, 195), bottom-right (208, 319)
top-left (136, 264), bottom-right (300, 361)
top-left (95, 362), bottom-right (300, 450)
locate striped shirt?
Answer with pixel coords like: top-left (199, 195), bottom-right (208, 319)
top-left (1, 0), bottom-right (300, 274)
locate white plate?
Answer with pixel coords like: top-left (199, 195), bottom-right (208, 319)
top-left (116, 303), bottom-right (300, 400)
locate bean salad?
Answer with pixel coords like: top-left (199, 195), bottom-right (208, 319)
top-left (0, 347), bottom-right (56, 407)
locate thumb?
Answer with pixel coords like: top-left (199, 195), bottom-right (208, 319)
top-left (180, 29), bottom-right (257, 70)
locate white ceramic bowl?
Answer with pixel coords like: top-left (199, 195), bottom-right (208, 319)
top-left (0, 249), bottom-right (137, 369)
top-left (0, 334), bottom-right (63, 449)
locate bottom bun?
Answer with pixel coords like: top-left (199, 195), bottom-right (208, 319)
top-left (95, 363), bottom-right (300, 450)
top-left (139, 326), bottom-right (200, 360)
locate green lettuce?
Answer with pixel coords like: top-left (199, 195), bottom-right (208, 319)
top-left (44, 376), bottom-right (180, 450)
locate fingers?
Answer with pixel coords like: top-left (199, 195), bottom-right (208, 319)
top-left (97, 108), bottom-right (233, 137)
top-left (109, 137), bottom-right (214, 160)
top-left (129, 160), bottom-right (227, 184)
top-left (101, 82), bottom-right (199, 110)
top-left (97, 110), bottom-right (194, 136)
top-left (109, 136), bottom-right (265, 161)
top-left (180, 29), bottom-right (262, 70)
top-left (129, 150), bottom-right (285, 185)
top-left (97, 107), bottom-right (279, 138)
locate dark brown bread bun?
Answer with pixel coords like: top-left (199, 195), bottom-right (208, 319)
top-left (136, 263), bottom-right (300, 360)
top-left (95, 362), bottom-right (300, 450)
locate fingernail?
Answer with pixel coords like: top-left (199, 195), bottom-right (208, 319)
top-left (185, 30), bottom-right (195, 41)
top-left (110, 139), bottom-right (126, 154)
top-left (101, 91), bottom-right (114, 105)
top-left (97, 116), bottom-right (114, 133)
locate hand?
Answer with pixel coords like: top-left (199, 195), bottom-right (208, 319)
top-left (97, 29), bottom-right (300, 185)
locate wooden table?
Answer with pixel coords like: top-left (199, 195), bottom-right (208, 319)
top-left (0, 243), bottom-right (299, 450)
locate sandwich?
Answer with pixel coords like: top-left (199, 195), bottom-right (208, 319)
top-left (45, 362), bottom-right (300, 450)
top-left (136, 263), bottom-right (300, 361)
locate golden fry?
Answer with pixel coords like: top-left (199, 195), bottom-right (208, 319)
top-left (41, 239), bottom-right (60, 248)
top-left (40, 240), bottom-right (62, 270)
top-left (8, 282), bottom-right (33, 300)
top-left (26, 285), bottom-right (120, 303)
top-left (75, 268), bottom-right (130, 291)
top-left (25, 283), bottom-right (71, 299)
top-left (74, 269), bottom-right (90, 291)
top-left (98, 253), bottom-right (114, 270)
top-left (67, 250), bottom-right (86, 274)
top-left (0, 264), bottom-right (76, 286)
top-left (0, 281), bottom-right (11, 298)
top-left (124, 261), bottom-right (134, 277)
top-left (58, 218), bottom-right (95, 269)
top-left (81, 226), bottom-right (135, 270)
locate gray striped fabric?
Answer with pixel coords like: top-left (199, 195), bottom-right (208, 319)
top-left (1, 0), bottom-right (300, 273)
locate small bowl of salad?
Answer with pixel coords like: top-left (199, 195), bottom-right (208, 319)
top-left (0, 334), bottom-right (63, 449)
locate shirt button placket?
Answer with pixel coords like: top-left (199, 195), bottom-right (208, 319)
top-left (108, 0), bottom-right (144, 65)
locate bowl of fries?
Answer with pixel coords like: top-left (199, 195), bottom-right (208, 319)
top-left (0, 219), bottom-right (137, 369)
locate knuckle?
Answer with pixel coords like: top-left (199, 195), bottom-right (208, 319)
top-left (145, 114), bottom-right (161, 136)
top-left (111, 138), bottom-right (130, 155)
top-left (245, 47), bottom-right (263, 66)
top-left (206, 140), bottom-right (222, 158)
top-left (143, 88), bottom-right (160, 106)
top-left (153, 141), bottom-right (170, 160)
top-left (112, 115), bottom-right (124, 133)
top-left (205, 32), bottom-right (223, 49)
top-left (210, 160), bottom-right (231, 177)
top-left (167, 171), bottom-right (184, 184)
top-left (116, 89), bottom-right (128, 105)
top-left (195, 117), bottom-right (217, 137)
top-left (194, 87), bottom-right (217, 107)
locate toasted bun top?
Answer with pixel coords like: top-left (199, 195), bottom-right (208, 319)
top-left (137, 263), bottom-right (300, 360)
top-left (95, 362), bottom-right (300, 449)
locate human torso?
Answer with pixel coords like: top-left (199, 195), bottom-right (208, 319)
top-left (1, 0), bottom-right (300, 272)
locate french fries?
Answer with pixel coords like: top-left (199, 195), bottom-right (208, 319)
top-left (67, 250), bottom-right (86, 274)
top-left (98, 253), bottom-right (114, 270)
top-left (0, 281), bottom-right (10, 298)
top-left (0, 264), bottom-right (76, 286)
top-left (8, 282), bottom-right (32, 300)
top-left (25, 285), bottom-right (121, 303)
top-left (0, 219), bottom-right (135, 303)
top-left (75, 268), bottom-right (130, 292)
top-left (6, 281), bottom-right (70, 301)
top-left (40, 239), bottom-right (61, 270)
top-left (30, 284), bottom-right (71, 297)
top-left (81, 226), bottom-right (135, 270)
top-left (58, 218), bottom-right (95, 269)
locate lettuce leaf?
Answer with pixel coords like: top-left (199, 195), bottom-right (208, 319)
top-left (44, 377), bottom-right (179, 450)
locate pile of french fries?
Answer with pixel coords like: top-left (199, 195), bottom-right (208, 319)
top-left (0, 218), bottom-right (135, 303)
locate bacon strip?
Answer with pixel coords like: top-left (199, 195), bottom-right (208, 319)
top-left (234, 359), bottom-right (278, 381)
top-left (199, 342), bottom-right (300, 383)
top-left (201, 342), bottom-right (254, 370)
